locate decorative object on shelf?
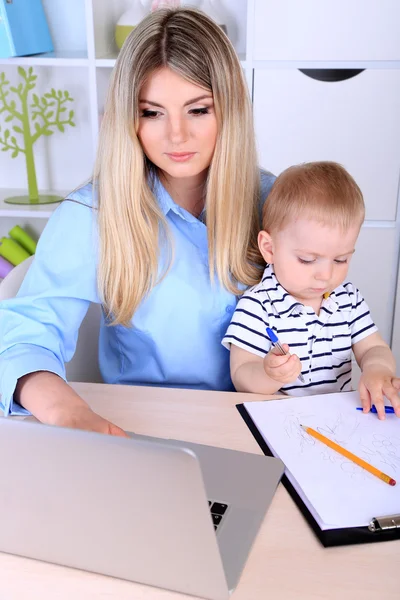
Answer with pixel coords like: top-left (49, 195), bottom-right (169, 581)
top-left (0, 254), bottom-right (13, 279)
top-left (0, 225), bottom-right (36, 274)
top-left (0, 66), bottom-right (75, 205)
top-left (115, 1), bottom-right (151, 50)
top-left (0, 236), bottom-right (30, 266)
top-left (199, 0), bottom-right (227, 35)
top-left (0, 0), bottom-right (53, 59)
top-left (150, 0), bottom-right (180, 11)
top-left (9, 225), bottom-right (37, 254)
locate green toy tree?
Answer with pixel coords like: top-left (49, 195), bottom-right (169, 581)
top-left (0, 66), bottom-right (75, 205)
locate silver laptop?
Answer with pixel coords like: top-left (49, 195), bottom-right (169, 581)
top-left (0, 418), bottom-right (283, 600)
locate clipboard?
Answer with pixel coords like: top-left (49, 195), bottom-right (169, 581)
top-left (237, 402), bottom-right (400, 547)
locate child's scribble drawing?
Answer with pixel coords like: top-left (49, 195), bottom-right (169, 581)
top-left (280, 405), bottom-right (400, 480)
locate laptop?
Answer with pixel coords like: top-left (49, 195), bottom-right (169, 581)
top-left (0, 418), bottom-right (283, 600)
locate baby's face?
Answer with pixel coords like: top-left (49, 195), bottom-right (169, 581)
top-left (267, 219), bottom-right (360, 307)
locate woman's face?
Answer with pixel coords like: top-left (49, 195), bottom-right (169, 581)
top-left (137, 67), bottom-right (218, 181)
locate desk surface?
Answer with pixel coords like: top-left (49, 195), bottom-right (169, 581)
top-left (1, 383), bottom-right (398, 600)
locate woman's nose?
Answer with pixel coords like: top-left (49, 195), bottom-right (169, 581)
top-left (168, 116), bottom-right (188, 144)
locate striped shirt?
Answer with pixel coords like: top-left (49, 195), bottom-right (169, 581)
top-left (222, 264), bottom-right (378, 395)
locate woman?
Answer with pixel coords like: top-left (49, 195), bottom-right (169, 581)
top-left (0, 7), bottom-right (274, 435)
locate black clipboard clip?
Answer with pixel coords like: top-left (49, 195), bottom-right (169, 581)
top-left (369, 514), bottom-right (400, 532)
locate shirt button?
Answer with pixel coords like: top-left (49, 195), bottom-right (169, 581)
top-left (225, 305), bottom-right (234, 315)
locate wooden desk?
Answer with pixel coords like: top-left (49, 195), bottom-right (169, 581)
top-left (1, 383), bottom-right (397, 599)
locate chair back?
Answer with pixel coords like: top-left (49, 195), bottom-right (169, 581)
top-left (0, 257), bottom-right (102, 383)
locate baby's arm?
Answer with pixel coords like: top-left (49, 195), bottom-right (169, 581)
top-left (230, 343), bottom-right (302, 394)
top-left (222, 288), bottom-right (302, 394)
top-left (353, 332), bottom-right (400, 419)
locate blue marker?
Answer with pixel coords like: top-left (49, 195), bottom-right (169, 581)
top-left (266, 327), bottom-right (306, 384)
top-left (356, 406), bottom-right (395, 414)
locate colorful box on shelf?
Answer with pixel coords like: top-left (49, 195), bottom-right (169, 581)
top-left (0, 0), bottom-right (53, 59)
top-left (9, 225), bottom-right (37, 254)
top-left (0, 237), bottom-right (29, 265)
top-left (0, 225), bottom-right (36, 266)
top-left (0, 254), bottom-right (13, 278)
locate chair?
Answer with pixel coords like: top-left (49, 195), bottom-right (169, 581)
top-left (0, 256), bottom-right (102, 383)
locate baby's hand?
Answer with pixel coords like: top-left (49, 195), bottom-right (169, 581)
top-left (359, 367), bottom-right (400, 420)
top-left (263, 343), bottom-right (302, 384)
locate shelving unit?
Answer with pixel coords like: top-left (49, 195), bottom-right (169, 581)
top-left (0, 0), bottom-right (399, 366)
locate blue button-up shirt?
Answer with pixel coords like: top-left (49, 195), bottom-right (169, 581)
top-left (0, 172), bottom-right (274, 415)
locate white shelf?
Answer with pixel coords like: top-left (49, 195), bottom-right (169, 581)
top-left (95, 52), bottom-right (119, 68)
top-left (0, 51), bottom-right (89, 67)
top-left (96, 52), bottom-right (247, 68)
top-left (0, 190), bottom-right (64, 219)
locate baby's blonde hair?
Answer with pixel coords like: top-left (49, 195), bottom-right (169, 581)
top-left (262, 162), bottom-right (365, 233)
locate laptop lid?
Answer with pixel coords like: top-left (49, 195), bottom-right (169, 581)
top-left (0, 418), bottom-right (230, 600)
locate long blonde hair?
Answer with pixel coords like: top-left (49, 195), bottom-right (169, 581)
top-left (95, 7), bottom-right (262, 326)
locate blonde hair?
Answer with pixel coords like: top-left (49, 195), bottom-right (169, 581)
top-left (262, 162), bottom-right (365, 234)
top-left (94, 7), bottom-right (262, 326)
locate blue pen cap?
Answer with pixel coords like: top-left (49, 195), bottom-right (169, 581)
top-left (266, 327), bottom-right (278, 343)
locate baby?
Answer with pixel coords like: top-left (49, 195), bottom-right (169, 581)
top-left (223, 162), bottom-right (400, 419)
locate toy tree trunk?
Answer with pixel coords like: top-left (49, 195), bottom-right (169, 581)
top-left (22, 98), bottom-right (39, 202)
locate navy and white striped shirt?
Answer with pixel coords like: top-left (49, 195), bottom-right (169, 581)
top-left (222, 264), bottom-right (378, 395)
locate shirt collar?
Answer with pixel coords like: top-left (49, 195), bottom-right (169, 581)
top-left (323, 283), bottom-right (353, 313)
top-left (261, 265), bottom-right (353, 316)
top-left (261, 264), bottom-right (303, 316)
top-left (153, 177), bottom-right (201, 224)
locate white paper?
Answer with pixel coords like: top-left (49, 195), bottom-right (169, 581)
top-left (244, 392), bottom-right (400, 529)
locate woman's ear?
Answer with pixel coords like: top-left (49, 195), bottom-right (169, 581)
top-left (258, 230), bottom-right (274, 264)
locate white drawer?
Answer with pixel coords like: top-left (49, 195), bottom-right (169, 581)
top-left (347, 227), bottom-right (397, 345)
top-left (254, 0), bottom-right (400, 61)
top-left (392, 264), bottom-right (400, 364)
top-left (254, 68), bottom-right (400, 221)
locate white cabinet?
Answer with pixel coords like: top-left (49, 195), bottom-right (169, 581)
top-left (254, 0), bottom-right (400, 61)
top-left (392, 266), bottom-right (400, 366)
top-left (253, 68), bottom-right (400, 221)
top-left (93, 0), bottom-right (247, 64)
top-left (0, 0), bottom-right (399, 364)
top-left (347, 227), bottom-right (398, 344)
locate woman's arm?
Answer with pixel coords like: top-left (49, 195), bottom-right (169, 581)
top-left (0, 187), bottom-right (105, 420)
top-left (15, 371), bottom-right (127, 436)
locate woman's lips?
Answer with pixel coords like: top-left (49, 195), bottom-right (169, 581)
top-left (166, 152), bottom-right (196, 162)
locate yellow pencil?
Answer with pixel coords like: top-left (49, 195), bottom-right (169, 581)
top-left (300, 424), bottom-right (396, 487)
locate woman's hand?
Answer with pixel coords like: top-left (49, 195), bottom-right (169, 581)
top-left (358, 367), bottom-right (400, 420)
top-left (16, 371), bottom-right (128, 437)
top-left (263, 343), bottom-right (302, 384)
top-left (51, 403), bottom-right (129, 437)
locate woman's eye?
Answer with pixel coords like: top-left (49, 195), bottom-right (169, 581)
top-left (141, 109), bottom-right (161, 119)
top-left (298, 258), bottom-right (315, 264)
top-left (334, 259), bottom-right (348, 264)
top-left (189, 107), bottom-right (210, 116)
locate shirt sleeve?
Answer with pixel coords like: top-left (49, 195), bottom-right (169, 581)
top-left (221, 292), bottom-right (272, 358)
top-left (349, 286), bottom-right (378, 344)
top-left (0, 186), bottom-right (100, 416)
